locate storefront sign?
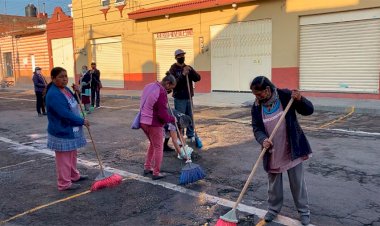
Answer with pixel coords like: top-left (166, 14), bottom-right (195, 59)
top-left (155, 29), bottom-right (193, 40)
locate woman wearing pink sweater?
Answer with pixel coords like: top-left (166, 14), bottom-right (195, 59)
top-left (140, 73), bottom-right (176, 180)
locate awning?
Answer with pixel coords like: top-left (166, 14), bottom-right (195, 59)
top-left (128, 0), bottom-right (253, 20)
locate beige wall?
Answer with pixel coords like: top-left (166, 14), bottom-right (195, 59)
top-left (73, 0), bottom-right (380, 75)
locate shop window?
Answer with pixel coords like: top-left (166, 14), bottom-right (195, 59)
top-left (3, 52), bottom-right (13, 77)
top-left (115, 0), bottom-right (125, 5)
top-left (101, 0), bottom-right (110, 7)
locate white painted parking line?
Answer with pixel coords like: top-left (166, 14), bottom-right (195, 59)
top-left (100, 105), bottom-right (139, 109)
top-left (0, 96), bottom-right (137, 110)
top-left (0, 157), bottom-right (52, 170)
top-left (327, 128), bottom-right (380, 136)
top-left (0, 136), bottom-right (310, 226)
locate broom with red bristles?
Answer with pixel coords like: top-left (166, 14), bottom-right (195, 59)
top-left (74, 89), bottom-right (122, 191)
top-left (215, 98), bottom-right (294, 226)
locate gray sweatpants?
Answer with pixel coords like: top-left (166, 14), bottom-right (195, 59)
top-left (267, 162), bottom-right (310, 216)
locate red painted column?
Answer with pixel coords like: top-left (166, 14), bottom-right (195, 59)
top-left (271, 67), bottom-right (299, 90)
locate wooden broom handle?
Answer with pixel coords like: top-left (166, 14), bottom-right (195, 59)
top-left (74, 90), bottom-right (105, 176)
top-left (232, 98), bottom-right (295, 209)
top-left (185, 74), bottom-right (197, 133)
top-left (167, 103), bottom-right (189, 160)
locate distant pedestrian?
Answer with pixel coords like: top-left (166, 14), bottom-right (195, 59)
top-left (140, 73), bottom-right (176, 180)
top-left (250, 76), bottom-right (313, 225)
top-left (32, 67), bottom-right (47, 117)
top-left (169, 49), bottom-right (201, 142)
top-left (90, 62), bottom-right (101, 109)
top-left (79, 65), bottom-right (92, 113)
top-left (45, 67), bottom-right (89, 191)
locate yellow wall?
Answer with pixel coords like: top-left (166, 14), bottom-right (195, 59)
top-left (73, 0), bottom-right (380, 74)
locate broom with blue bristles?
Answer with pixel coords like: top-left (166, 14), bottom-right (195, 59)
top-left (168, 102), bottom-right (206, 185)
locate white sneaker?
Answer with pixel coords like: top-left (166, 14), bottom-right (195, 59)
top-left (187, 137), bottom-right (195, 143)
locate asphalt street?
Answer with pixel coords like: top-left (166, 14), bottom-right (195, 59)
top-left (0, 90), bottom-right (379, 226)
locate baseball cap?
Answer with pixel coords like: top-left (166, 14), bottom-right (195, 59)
top-left (35, 67), bottom-right (42, 71)
top-left (174, 49), bottom-right (186, 57)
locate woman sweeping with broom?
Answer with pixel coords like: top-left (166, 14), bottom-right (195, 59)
top-left (45, 67), bottom-right (90, 191)
top-left (217, 76), bottom-right (313, 226)
top-left (138, 73), bottom-right (177, 180)
top-left (251, 76), bottom-right (313, 225)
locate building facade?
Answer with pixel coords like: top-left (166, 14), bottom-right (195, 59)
top-left (72, 0), bottom-right (380, 99)
top-left (0, 7), bottom-right (75, 88)
top-left (46, 7), bottom-right (75, 85)
top-left (0, 14), bottom-right (49, 88)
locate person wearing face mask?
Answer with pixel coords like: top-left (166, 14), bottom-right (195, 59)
top-left (139, 73), bottom-right (177, 180)
top-left (32, 67), bottom-right (47, 117)
top-left (79, 65), bottom-right (92, 114)
top-left (250, 76), bottom-right (314, 225)
top-left (168, 49), bottom-right (201, 143)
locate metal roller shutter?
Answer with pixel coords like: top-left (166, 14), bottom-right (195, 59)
top-left (300, 10), bottom-right (380, 93)
top-left (155, 36), bottom-right (194, 81)
top-left (91, 37), bottom-right (124, 88)
top-left (52, 38), bottom-right (75, 86)
top-left (211, 19), bottom-right (272, 92)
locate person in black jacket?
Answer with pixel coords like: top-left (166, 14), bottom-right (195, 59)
top-left (32, 67), bottom-right (47, 117)
top-left (168, 49), bottom-right (201, 141)
top-left (250, 76), bottom-right (313, 225)
top-left (90, 62), bottom-right (101, 108)
top-left (79, 66), bottom-right (92, 113)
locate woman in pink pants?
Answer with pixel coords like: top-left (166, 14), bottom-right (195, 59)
top-left (45, 67), bottom-right (90, 191)
top-left (139, 73), bottom-right (176, 180)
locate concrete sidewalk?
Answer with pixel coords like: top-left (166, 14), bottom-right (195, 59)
top-left (2, 87), bottom-right (380, 115)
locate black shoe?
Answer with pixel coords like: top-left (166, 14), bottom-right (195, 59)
top-left (42, 112), bottom-right (47, 116)
top-left (72, 175), bottom-right (89, 182)
top-left (65, 183), bottom-right (81, 190)
top-left (264, 212), bottom-right (277, 222)
top-left (152, 173), bottom-right (166, 180)
top-left (163, 145), bottom-right (175, 152)
top-left (300, 215), bottom-right (310, 225)
top-left (143, 170), bottom-right (153, 176)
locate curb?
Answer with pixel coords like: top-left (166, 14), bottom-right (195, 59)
top-left (2, 88), bottom-right (380, 116)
